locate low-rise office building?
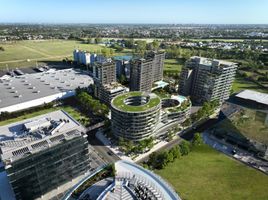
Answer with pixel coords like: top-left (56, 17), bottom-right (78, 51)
top-left (0, 110), bottom-right (101, 200)
top-left (0, 68), bottom-right (93, 113)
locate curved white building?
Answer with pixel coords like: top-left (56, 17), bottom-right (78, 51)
top-left (111, 92), bottom-right (161, 141)
top-left (64, 160), bottom-right (181, 200)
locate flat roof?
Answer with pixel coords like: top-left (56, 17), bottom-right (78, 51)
top-left (111, 91), bottom-right (161, 112)
top-left (190, 56), bottom-right (237, 66)
top-left (0, 68), bottom-right (93, 110)
top-left (0, 110), bottom-right (86, 163)
top-left (236, 90), bottom-right (268, 106)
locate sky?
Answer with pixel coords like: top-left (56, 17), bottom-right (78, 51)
top-left (0, 0), bottom-right (267, 24)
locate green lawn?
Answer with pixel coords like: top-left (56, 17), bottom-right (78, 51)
top-left (232, 75), bottom-right (268, 93)
top-left (0, 40), bottom-right (103, 68)
top-left (164, 59), bottom-right (183, 73)
top-left (156, 144), bottom-right (268, 200)
top-left (0, 105), bottom-right (89, 126)
top-left (112, 91), bottom-right (161, 112)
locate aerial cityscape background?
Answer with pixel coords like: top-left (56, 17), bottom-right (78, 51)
top-left (0, 1), bottom-right (267, 200)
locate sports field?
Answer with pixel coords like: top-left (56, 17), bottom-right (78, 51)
top-left (0, 40), bottom-right (103, 68)
top-left (156, 144), bottom-right (268, 200)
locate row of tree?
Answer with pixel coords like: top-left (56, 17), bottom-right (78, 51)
top-left (165, 45), bottom-right (267, 71)
top-left (0, 102), bottom-right (54, 121)
top-left (76, 89), bottom-right (109, 117)
top-left (145, 133), bottom-right (203, 170)
top-left (118, 137), bottom-right (154, 155)
top-left (191, 100), bottom-right (220, 121)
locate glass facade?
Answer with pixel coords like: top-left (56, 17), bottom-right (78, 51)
top-left (6, 136), bottom-right (91, 200)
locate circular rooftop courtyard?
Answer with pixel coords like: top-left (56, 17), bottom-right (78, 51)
top-left (111, 91), bottom-right (161, 113)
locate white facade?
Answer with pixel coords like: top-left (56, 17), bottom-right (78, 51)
top-left (73, 49), bottom-right (91, 65)
top-left (0, 68), bottom-right (93, 113)
top-left (0, 91), bottom-right (75, 113)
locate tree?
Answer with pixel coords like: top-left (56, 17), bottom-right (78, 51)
top-left (124, 39), bottom-right (135, 49)
top-left (169, 146), bottom-right (181, 159)
top-left (119, 74), bottom-right (127, 85)
top-left (167, 129), bottom-right (175, 141)
top-left (157, 151), bottom-right (169, 169)
top-left (181, 118), bottom-right (191, 129)
top-left (95, 37), bottom-right (103, 44)
top-left (192, 133), bottom-right (203, 146)
top-left (179, 140), bottom-right (191, 156)
top-left (112, 44), bottom-right (124, 52)
top-left (135, 40), bottom-right (147, 56)
top-left (152, 40), bottom-right (160, 50)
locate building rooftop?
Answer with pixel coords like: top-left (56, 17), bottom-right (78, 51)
top-left (98, 161), bottom-right (180, 200)
top-left (0, 110), bottom-right (86, 164)
top-left (235, 89), bottom-right (268, 106)
top-left (113, 55), bottom-right (133, 61)
top-left (111, 91), bottom-right (161, 112)
top-left (0, 68), bottom-right (93, 111)
top-left (190, 56), bottom-right (237, 67)
top-left (65, 161), bottom-right (180, 200)
top-left (102, 82), bottom-right (128, 93)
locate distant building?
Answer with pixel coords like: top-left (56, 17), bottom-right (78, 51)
top-left (130, 58), bottom-right (154, 92)
top-left (73, 49), bottom-right (91, 65)
top-left (179, 56), bottom-right (237, 104)
top-left (93, 61), bottom-right (127, 104)
top-left (114, 56), bottom-right (132, 79)
top-left (89, 53), bottom-right (96, 64)
top-left (0, 110), bottom-right (99, 200)
top-left (93, 61), bottom-right (116, 85)
top-left (147, 51), bottom-right (165, 82)
top-left (95, 82), bottom-right (128, 105)
top-left (234, 89), bottom-right (268, 109)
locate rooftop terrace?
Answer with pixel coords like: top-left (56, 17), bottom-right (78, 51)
top-left (111, 92), bottom-right (161, 112)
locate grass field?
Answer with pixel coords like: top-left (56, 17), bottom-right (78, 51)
top-left (0, 40), bottom-right (103, 68)
top-left (231, 75), bottom-right (268, 93)
top-left (0, 105), bottom-right (88, 126)
top-left (164, 59), bottom-right (183, 73)
top-left (156, 144), bottom-right (268, 200)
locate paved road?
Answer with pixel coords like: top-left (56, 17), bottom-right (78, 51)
top-left (180, 118), bottom-right (219, 140)
top-left (88, 135), bottom-right (120, 164)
